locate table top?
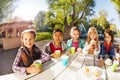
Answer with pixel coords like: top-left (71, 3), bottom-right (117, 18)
top-left (0, 51), bottom-right (120, 80)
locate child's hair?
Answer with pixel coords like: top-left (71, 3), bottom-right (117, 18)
top-left (53, 29), bottom-right (63, 35)
top-left (70, 26), bottom-right (80, 36)
top-left (104, 28), bottom-right (114, 42)
top-left (21, 29), bottom-right (36, 39)
top-left (87, 27), bottom-right (98, 44)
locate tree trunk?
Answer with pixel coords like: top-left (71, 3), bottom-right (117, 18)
top-left (63, 16), bottom-right (71, 41)
top-left (63, 2), bottom-right (76, 41)
top-left (71, 2), bottom-right (76, 27)
top-left (63, 26), bottom-right (71, 41)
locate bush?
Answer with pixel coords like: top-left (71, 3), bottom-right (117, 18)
top-left (36, 32), bottom-right (52, 41)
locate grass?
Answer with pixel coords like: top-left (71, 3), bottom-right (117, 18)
top-left (36, 32), bottom-right (52, 42)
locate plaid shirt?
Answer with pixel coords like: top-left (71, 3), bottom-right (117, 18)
top-left (12, 45), bottom-right (51, 74)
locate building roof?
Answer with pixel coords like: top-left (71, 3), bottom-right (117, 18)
top-left (0, 21), bottom-right (33, 28)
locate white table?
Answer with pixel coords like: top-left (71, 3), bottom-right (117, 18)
top-left (1, 53), bottom-right (120, 80)
top-left (26, 52), bottom-right (78, 80)
top-left (0, 58), bottom-right (60, 80)
top-left (54, 54), bottom-right (120, 80)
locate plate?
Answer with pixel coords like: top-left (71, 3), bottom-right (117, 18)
top-left (76, 66), bottom-right (106, 80)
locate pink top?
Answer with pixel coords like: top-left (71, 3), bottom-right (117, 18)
top-left (72, 41), bottom-right (79, 51)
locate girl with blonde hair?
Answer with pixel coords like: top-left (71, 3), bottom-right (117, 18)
top-left (12, 29), bottom-right (51, 74)
top-left (66, 26), bottom-right (84, 53)
top-left (83, 27), bottom-right (100, 55)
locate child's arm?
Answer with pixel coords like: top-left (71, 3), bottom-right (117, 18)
top-left (12, 49), bottom-right (27, 74)
top-left (66, 39), bottom-right (72, 50)
top-left (82, 45), bottom-right (90, 55)
top-left (109, 45), bottom-right (115, 59)
top-left (98, 43), bottom-right (105, 59)
top-left (62, 41), bottom-right (67, 52)
top-left (79, 39), bottom-right (85, 49)
top-left (44, 43), bottom-right (52, 55)
top-left (82, 42), bottom-right (94, 55)
top-left (40, 50), bottom-right (51, 63)
top-left (94, 42), bottom-right (100, 56)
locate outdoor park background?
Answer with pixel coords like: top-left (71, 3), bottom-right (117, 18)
top-left (0, 0), bottom-right (120, 41)
top-left (0, 0), bottom-right (120, 75)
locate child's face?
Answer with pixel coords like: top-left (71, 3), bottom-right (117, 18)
top-left (71, 30), bottom-right (79, 40)
top-left (22, 32), bottom-right (35, 49)
top-left (89, 31), bottom-right (97, 40)
top-left (53, 32), bottom-right (62, 42)
top-left (105, 33), bottom-right (112, 43)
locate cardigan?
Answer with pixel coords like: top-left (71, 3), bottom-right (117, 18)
top-left (12, 45), bottom-right (51, 74)
top-left (66, 39), bottom-right (84, 50)
top-left (98, 42), bottom-right (115, 59)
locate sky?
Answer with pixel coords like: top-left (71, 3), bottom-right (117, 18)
top-left (12, 0), bottom-right (48, 20)
top-left (12, 0), bottom-right (120, 30)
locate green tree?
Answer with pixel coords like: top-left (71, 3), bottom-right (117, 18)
top-left (111, 0), bottom-right (120, 17)
top-left (34, 11), bottom-right (45, 31)
top-left (97, 16), bottom-right (109, 30)
top-left (45, 0), bottom-right (95, 40)
top-left (0, 0), bottom-right (18, 22)
top-left (90, 18), bottom-right (97, 27)
top-left (90, 9), bottom-right (109, 32)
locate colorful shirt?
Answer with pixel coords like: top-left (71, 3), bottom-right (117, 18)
top-left (45, 41), bottom-right (66, 55)
top-left (12, 45), bottom-right (51, 74)
top-left (49, 42), bottom-right (62, 53)
top-left (72, 41), bottom-right (79, 51)
top-left (98, 42), bottom-right (115, 59)
top-left (66, 39), bottom-right (84, 50)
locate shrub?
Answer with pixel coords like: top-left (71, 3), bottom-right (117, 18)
top-left (36, 32), bottom-right (52, 41)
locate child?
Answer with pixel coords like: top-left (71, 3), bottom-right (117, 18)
top-left (83, 27), bottom-right (100, 55)
top-left (12, 29), bottom-right (51, 74)
top-left (66, 26), bottom-right (84, 53)
top-left (45, 29), bottom-right (66, 58)
top-left (98, 28), bottom-right (115, 60)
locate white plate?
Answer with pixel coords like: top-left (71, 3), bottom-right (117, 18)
top-left (76, 66), bottom-right (106, 80)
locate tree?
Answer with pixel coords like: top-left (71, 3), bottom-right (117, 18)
top-left (97, 16), bottom-right (109, 30)
top-left (111, 0), bottom-right (120, 17)
top-left (90, 18), bottom-right (97, 27)
top-left (34, 11), bottom-right (45, 31)
top-left (97, 9), bottom-right (109, 30)
top-left (45, 0), bottom-right (95, 40)
top-left (0, 0), bottom-right (18, 22)
top-left (90, 9), bottom-right (110, 32)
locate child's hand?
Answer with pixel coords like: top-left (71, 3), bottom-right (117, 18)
top-left (50, 53), bottom-right (60, 58)
top-left (77, 48), bottom-right (82, 53)
top-left (116, 53), bottom-right (120, 61)
top-left (90, 39), bottom-right (96, 45)
top-left (26, 66), bottom-right (42, 74)
top-left (90, 40), bottom-right (97, 50)
top-left (98, 58), bottom-right (104, 67)
top-left (88, 48), bottom-right (94, 54)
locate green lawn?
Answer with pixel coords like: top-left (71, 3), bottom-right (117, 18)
top-left (36, 32), bottom-right (52, 41)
